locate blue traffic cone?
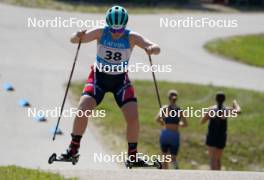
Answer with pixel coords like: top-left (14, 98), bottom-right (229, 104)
top-left (33, 114), bottom-right (46, 122)
top-left (18, 98), bottom-right (30, 107)
top-left (50, 125), bottom-right (63, 135)
top-left (3, 83), bottom-right (14, 91)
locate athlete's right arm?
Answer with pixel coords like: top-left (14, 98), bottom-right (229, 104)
top-left (156, 114), bottom-right (165, 126)
top-left (155, 108), bottom-right (165, 126)
top-left (70, 28), bottom-right (102, 43)
top-left (231, 100), bottom-right (242, 114)
top-left (130, 32), bottom-right (160, 55)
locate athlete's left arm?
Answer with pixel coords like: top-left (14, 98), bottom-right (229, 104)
top-left (231, 99), bottom-right (242, 115)
top-left (179, 111), bottom-right (188, 127)
top-left (130, 32), bottom-right (161, 55)
top-left (179, 116), bottom-right (188, 127)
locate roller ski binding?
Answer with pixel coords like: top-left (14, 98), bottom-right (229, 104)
top-left (125, 155), bottom-right (162, 169)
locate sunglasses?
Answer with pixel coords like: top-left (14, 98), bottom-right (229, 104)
top-left (110, 28), bottom-right (125, 34)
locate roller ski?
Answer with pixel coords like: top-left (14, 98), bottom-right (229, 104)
top-left (125, 156), bottom-right (162, 169)
top-left (48, 142), bottom-right (80, 165)
top-left (48, 152), bottom-right (80, 165)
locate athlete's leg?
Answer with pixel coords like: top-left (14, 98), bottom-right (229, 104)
top-left (170, 132), bottom-right (180, 169)
top-left (209, 147), bottom-right (223, 170)
top-left (72, 95), bottom-right (97, 135)
top-left (63, 66), bottom-right (104, 158)
top-left (170, 147), bottom-right (179, 169)
top-left (160, 129), bottom-right (170, 169)
top-left (214, 148), bottom-right (223, 170)
top-left (72, 65), bottom-right (104, 136)
top-left (212, 134), bottom-right (226, 170)
top-left (61, 95), bottom-right (97, 158)
top-left (208, 146), bottom-right (215, 170)
top-left (162, 152), bottom-right (169, 169)
top-left (114, 74), bottom-right (139, 157)
top-left (171, 155), bottom-right (179, 169)
top-left (121, 101), bottom-right (139, 145)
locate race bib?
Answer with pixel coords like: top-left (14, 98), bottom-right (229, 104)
top-left (97, 45), bottom-right (131, 63)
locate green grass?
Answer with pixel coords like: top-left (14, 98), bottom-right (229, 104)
top-left (205, 34), bottom-right (264, 68)
top-left (0, 0), bottom-right (181, 14)
top-left (71, 80), bottom-right (264, 171)
top-left (0, 166), bottom-right (77, 180)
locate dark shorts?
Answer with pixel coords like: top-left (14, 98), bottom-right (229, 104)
top-left (82, 66), bottom-right (137, 107)
top-left (206, 133), bottom-right (227, 149)
top-left (160, 129), bottom-right (180, 156)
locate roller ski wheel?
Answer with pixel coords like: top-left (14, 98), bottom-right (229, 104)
top-left (154, 159), bottom-right (162, 169)
top-left (125, 159), bottom-right (147, 169)
top-left (48, 153), bottom-right (57, 164)
top-left (125, 160), bottom-right (132, 169)
top-left (125, 158), bottom-right (162, 169)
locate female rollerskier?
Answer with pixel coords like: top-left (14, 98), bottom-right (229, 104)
top-left (201, 92), bottom-right (241, 170)
top-left (60, 5), bottom-right (160, 165)
top-left (155, 90), bottom-right (188, 169)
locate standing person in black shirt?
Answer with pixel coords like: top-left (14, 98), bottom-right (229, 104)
top-left (201, 92), bottom-right (241, 170)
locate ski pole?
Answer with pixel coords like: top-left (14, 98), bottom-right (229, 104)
top-left (52, 40), bottom-right (82, 141)
top-left (146, 50), bottom-right (162, 109)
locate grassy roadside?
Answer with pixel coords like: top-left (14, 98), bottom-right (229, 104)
top-left (205, 34), bottom-right (264, 68)
top-left (0, 165), bottom-right (77, 180)
top-left (70, 80), bottom-right (264, 171)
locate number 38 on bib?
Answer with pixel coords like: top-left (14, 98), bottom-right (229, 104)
top-left (97, 45), bottom-right (131, 63)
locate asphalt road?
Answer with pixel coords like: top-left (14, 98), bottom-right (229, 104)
top-left (0, 3), bottom-right (263, 179)
top-left (57, 169), bottom-right (264, 180)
